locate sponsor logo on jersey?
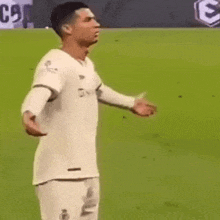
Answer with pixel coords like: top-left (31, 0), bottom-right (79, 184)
top-left (78, 88), bottom-right (90, 97)
top-left (79, 75), bottom-right (85, 80)
top-left (44, 60), bottom-right (58, 73)
top-left (59, 209), bottom-right (70, 220)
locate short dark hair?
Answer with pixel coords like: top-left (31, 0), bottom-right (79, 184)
top-left (50, 2), bottom-right (89, 38)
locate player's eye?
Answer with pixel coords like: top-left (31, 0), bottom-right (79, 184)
top-left (85, 17), bottom-right (92, 22)
top-left (84, 17), bottom-right (97, 22)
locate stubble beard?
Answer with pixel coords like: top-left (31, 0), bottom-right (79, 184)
top-left (79, 38), bottom-right (98, 47)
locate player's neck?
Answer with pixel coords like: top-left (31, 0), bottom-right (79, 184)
top-left (61, 40), bottom-right (89, 62)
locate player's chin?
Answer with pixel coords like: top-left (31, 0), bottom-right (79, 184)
top-left (89, 38), bottom-right (99, 46)
top-left (93, 39), bottom-right (98, 44)
top-left (94, 35), bottom-right (99, 42)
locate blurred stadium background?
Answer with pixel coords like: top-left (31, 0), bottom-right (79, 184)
top-left (1, 0), bottom-right (220, 29)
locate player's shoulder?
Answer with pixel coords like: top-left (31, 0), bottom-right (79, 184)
top-left (86, 56), bottom-right (95, 69)
top-left (37, 49), bottom-right (71, 70)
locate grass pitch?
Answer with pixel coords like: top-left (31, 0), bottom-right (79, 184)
top-left (0, 28), bottom-right (220, 219)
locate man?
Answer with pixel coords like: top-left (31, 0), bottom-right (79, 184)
top-left (21, 2), bottom-right (157, 220)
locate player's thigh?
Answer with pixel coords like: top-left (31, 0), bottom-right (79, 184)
top-left (35, 179), bottom-right (86, 220)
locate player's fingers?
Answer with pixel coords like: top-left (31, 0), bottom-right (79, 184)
top-left (150, 106), bottom-right (157, 113)
top-left (135, 114), bottom-right (150, 118)
top-left (147, 106), bottom-right (157, 116)
top-left (25, 122), bottom-right (48, 136)
top-left (32, 120), bottom-right (48, 135)
top-left (27, 130), bottom-right (48, 137)
top-left (145, 107), bottom-right (156, 117)
top-left (132, 105), bottom-right (156, 117)
top-left (137, 110), bottom-right (150, 118)
top-left (25, 127), bottom-right (48, 136)
top-left (31, 126), bottom-right (48, 136)
top-left (147, 104), bottom-right (157, 112)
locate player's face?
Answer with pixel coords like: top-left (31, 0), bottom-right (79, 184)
top-left (72, 8), bottom-right (100, 46)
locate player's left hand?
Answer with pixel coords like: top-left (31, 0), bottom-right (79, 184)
top-left (131, 98), bottom-right (157, 117)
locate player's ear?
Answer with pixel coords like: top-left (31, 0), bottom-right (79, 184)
top-left (62, 24), bottom-right (72, 35)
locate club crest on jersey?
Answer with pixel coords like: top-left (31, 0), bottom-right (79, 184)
top-left (79, 75), bottom-right (85, 80)
top-left (78, 88), bottom-right (90, 97)
top-left (44, 60), bottom-right (58, 73)
top-left (59, 209), bottom-right (70, 220)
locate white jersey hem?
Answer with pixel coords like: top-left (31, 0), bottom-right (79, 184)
top-left (33, 173), bottom-right (100, 186)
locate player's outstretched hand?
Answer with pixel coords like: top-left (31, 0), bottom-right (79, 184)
top-left (131, 98), bottom-right (157, 118)
top-left (22, 111), bottom-right (48, 137)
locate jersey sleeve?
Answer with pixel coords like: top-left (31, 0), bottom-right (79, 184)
top-left (21, 87), bottom-right (52, 117)
top-left (97, 84), bottom-right (136, 109)
top-left (31, 61), bottom-right (65, 101)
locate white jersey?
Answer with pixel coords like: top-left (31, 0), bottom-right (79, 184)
top-left (31, 49), bottom-right (102, 185)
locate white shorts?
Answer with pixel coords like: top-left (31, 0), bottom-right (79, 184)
top-left (35, 177), bottom-right (100, 220)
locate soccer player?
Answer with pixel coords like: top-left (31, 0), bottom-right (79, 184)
top-left (21, 2), bottom-right (157, 220)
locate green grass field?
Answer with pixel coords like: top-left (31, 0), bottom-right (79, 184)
top-left (0, 28), bottom-right (220, 219)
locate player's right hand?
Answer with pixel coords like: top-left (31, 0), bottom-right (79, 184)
top-left (22, 111), bottom-right (48, 137)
